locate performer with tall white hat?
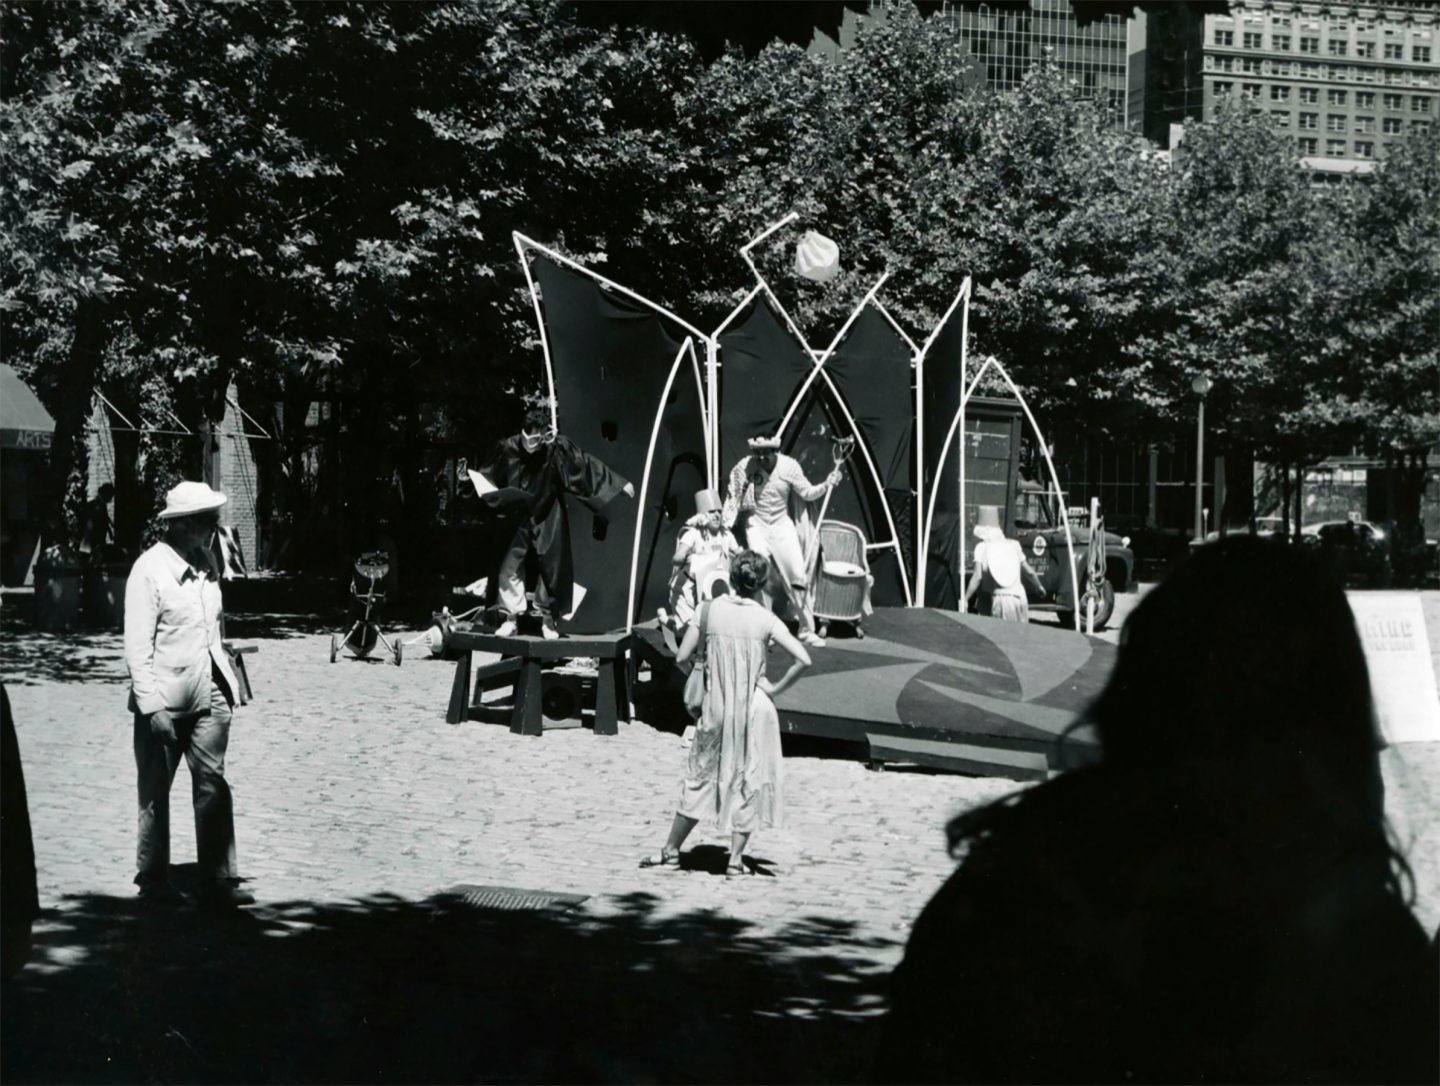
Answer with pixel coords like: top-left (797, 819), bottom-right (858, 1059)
top-left (963, 505), bottom-right (1040, 623)
top-left (666, 487), bottom-right (740, 630)
top-left (723, 433), bottom-right (841, 647)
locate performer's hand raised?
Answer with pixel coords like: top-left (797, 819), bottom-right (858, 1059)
top-left (826, 469), bottom-right (842, 489)
top-left (623, 482), bottom-right (636, 498)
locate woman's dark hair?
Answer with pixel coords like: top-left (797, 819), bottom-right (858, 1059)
top-left (949, 535), bottom-right (1408, 894)
top-left (521, 403), bottom-right (551, 433)
top-left (730, 550), bottom-right (770, 598)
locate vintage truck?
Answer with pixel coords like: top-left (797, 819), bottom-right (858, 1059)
top-left (1012, 480), bottom-right (1136, 630)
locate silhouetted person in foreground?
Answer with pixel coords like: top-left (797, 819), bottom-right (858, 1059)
top-left (880, 536), bottom-right (1438, 1084)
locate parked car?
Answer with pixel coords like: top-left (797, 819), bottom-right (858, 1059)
top-left (1012, 482), bottom-right (1136, 630)
top-left (1300, 519), bottom-right (1392, 588)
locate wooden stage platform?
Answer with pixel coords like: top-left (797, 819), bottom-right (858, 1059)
top-left (632, 607), bottom-right (1117, 781)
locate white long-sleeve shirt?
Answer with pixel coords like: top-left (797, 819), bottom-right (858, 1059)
top-left (723, 453), bottom-right (828, 528)
top-left (124, 542), bottom-right (238, 715)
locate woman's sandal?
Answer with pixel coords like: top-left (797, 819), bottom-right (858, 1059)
top-left (639, 849), bottom-right (680, 870)
top-left (725, 862), bottom-right (750, 879)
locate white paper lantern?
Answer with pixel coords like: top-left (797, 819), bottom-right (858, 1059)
top-left (794, 230), bottom-right (840, 283)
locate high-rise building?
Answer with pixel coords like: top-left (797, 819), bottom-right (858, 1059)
top-left (1137, 1), bottom-right (1439, 161)
top-left (939, 0), bottom-right (1131, 117)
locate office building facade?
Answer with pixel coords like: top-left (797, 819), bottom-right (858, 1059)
top-left (1138, 0), bottom-right (1439, 159)
top-left (939, 0), bottom-right (1131, 117)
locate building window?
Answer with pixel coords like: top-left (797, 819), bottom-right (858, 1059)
top-left (1299, 112), bottom-right (1318, 129)
top-left (1386, 70), bottom-right (1403, 85)
top-left (1241, 57), bottom-right (1262, 73)
top-left (1326, 114), bottom-right (1347, 132)
top-left (1272, 110), bottom-right (1291, 126)
top-left (1298, 136), bottom-right (1318, 153)
top-left (1300, 36), bottom-right (1319, 54)
top-left (1357, 68), bottom-right (1376, 83)
top-left (1327, 39), bottom-right (1347, 57)
top-left (1415, 97), bottom-right (1433, 113)
top-left (1271, 85), bottom-right (1290, 101)
top-left (1213, 80), bottom-right (1234, 97)
top-left (1301, 87), bottom-right (1319, 103)
top-left (1356, 41), bottom-right (1375, 58)
top-left (1242, 83), bottom-right (1261, 99)
top-left (1383, 117), bottom-right (1403, 133)
top-left (1274, 16), bottom-right (1291, 29)
top-left (1244, 32), bottom-right (1263, 49)
top-left (1327, 89), bottom-right (1347, 105)
top-left (1357, 91), bottom-right (1375, 107)
top-left (1384, 93), bottom-right (1403, 110)
top-left (1355, 140), bottom-right (1375, 156)
top-left (1299, 62), bottom-right (1319, 78)
top-left (1384, 42), bottom-right (1403, 60)
top-left (1416, 120), bottom-right (1434, 133)
top-left (1273, 34), bottom-right (1291, 51)
top-left (1325, 139), bottom-right (1346, 155)
top-left (1215, 29), bottom-right (1234, 46)
top-left (1217, 56), bottom-right (1235, 72)
top-left (1356, 115), bottom-right (1375, 132)
top-left (1417, 47), bottom-right (1433, 63)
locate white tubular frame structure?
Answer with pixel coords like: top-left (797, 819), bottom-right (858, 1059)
top-left (733, 216), bottom-right (913, 605)
top-left (625, 336), bottom-right (703, 633)
top-left (917, 355), bottom-right (1080, 630)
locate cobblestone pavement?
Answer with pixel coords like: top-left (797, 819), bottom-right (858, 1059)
top-left (2, 592), bottom-right (1437, 1083)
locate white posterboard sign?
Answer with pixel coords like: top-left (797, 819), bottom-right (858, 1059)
top-left (1350, 593), bottom-right (1440, 745)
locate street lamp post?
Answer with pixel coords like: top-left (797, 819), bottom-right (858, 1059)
top-left (1192, 374), bottom-right (1213, 540)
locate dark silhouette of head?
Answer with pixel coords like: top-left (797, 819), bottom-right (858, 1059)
top-left (887, 536), bottom-right (1436, 1086)
top-left (1088, 535), bottom-right (1388, 847)
top-left (96, 483), bottom-right (115, 501)
top-left (729, 550), bottom-right (770, 600)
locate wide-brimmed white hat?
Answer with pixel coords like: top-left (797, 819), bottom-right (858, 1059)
top-left (158, 480), bottom-right (228, 520)
top-left (747, 435), bottom-right (781, 451)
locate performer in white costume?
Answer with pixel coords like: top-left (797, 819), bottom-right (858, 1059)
top-left (723, 435), bottom-right (840, 648)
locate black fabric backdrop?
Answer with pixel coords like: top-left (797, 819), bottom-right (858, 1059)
top-left (534, 257), bottom-right (707, 633)
top-left (824, 306), bottom-right (915, 601)
top-left (920, 292), bottom-right (968, 609)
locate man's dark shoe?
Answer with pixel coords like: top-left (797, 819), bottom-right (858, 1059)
top-left (137, 879), bottom-right (186, 904)
top-left (198, 882), bottom-right (255, 910)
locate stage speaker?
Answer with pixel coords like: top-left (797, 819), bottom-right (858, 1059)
top-left (541, 671), bottom-right (592, 723)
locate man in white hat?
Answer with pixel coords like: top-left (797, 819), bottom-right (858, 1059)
top-left (666, 487), bottom-right (741, 629)
top-left (123, 480), bottom-right (252, 908)
top-left (723, 434), bottom-right (840, 647)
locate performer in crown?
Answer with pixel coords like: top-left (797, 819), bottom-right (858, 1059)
top-left (723, 434), bottom-right (840, 647)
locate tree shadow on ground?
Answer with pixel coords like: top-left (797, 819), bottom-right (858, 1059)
top-left (3, 881), bottom-right (896, 1084)
top-left (0, 612), bottom-right (129, 688)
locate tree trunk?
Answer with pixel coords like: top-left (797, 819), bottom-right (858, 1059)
top-left (45, 299), bottom-right (107, 546)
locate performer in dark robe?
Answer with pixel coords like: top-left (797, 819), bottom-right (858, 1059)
top-left (478, 403), bottom-right (633, 638)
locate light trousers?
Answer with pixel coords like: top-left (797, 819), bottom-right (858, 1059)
top-left (134, 681), bottom-right (237, 884)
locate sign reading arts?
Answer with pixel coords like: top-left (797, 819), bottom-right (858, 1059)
top-left (1, 429), bottom-right (52, 450)
top-left (1351, 593), bottom-right (1440, 745)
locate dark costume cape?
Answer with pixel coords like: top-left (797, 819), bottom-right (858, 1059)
top-left (477, 433), bottom-right (628, 618)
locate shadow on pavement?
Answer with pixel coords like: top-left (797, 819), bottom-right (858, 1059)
top-left (0, 613), bottom-right (129, 689)
top-left (3, 884), bottom-right (896, 1084)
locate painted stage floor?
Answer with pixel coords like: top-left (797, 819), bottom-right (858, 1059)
top-left (634, 606), bottom-right (1118, 780)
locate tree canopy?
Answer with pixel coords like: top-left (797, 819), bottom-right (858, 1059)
top-left (3, 0), bottom-right (1435, 554)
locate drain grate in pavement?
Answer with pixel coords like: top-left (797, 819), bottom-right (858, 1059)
top-left (446, 884), bottom-right (589, 912)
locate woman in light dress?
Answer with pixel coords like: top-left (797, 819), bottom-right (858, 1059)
top-left (640, 550), bottom-right (811, 878)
